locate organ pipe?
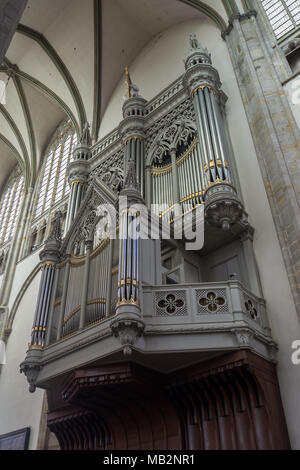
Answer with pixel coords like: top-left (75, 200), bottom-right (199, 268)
top-left (117, 208), bottom-right (140, 306)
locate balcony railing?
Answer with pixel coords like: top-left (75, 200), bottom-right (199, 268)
top-left (142, 280), bottom-right (269, 332)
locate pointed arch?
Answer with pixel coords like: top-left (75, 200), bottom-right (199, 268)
top-left (179, 0), bottom-right (227, 30)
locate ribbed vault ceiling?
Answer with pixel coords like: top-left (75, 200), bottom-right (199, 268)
top-left (0, 0), bottom-right (227, 190)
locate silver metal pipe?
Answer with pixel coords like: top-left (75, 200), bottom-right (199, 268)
top-left (192, 148), bottom-right (201, 202)
top-left (57, 259), bottom-right (70, 340)
top-left (45, 266), bottom-right (59, 346)
top-left (197, 89), bottom-right (215, 164)
top-left (210, 91), bottom-right (228, 167)
top-left (171, 150), bottom-right (179, 205)
top-left (136, 139), bottom-right (140, 185)
top-left (106, 239), bottom-right (114, 317)
top-left (126, 214), bottom-right (132, 300)
top-left (65, 183), bottom-right (76, 231)
top-left (40, 265), bottom-right (55, 332)
top-left (162, 173), bottom-right (166, 207)
top-left (178, 164), bottom-right (183, 202)
top-left (204, 88), bottom-right (221, 163)
top-left (79, 243), bottom-right (91, 329)
top-left (157, 172), bottom-right (161, 210)
top-left (183, 155), bottom-right (190, 199)
top-left (190, 149), bottom-right (199, 204)
top-left (187, 150), bottom-right (195, 198)
top-left (140, 141), bottom-right (144, 197)
top-left (146, 167), bottom-right (151, 208)
top-left (193, 92), bottom-right (209, 167)
top-left (169, 171), bottom-right (173, 207)
top-left (73, 183), bottom-right (81, 219)
top-left (180, 159), bottom-right (187, 203)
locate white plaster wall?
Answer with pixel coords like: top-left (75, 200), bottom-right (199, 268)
top-left (7, 248), bottom-right (41, 311)
top-left (99, 17), bottom-right (300, 448)
top-left (0, 259), bottom-right (44, 449)
top-left (283, 73), bottom-right (300, 132)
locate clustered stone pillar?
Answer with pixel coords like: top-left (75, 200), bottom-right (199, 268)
top-left (20, 211), bottom-right (62, 392)
top-left (183, 34), bottom-right (244, 231)
top-left (65, 123), bottom-right (91, 233)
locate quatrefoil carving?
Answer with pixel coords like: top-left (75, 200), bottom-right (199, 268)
top-left (158, 294), bottom-right (184, 315)
top-left (245, 299), bottom-right (258, 320)
top-left (199, 292), bottom-right (225, 313)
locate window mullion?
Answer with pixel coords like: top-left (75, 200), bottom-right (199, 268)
top-left (51, 140), bottom-right (64, 207)
top-left (10, 179), bottom-right (24, 238)
top-left (0, 187), bottom-right (12, 243)
top-left (42, 149), bottom-right (55, 214)
top-left (4, 181), bottom-right (17, 242)
top-left (281, 0), bottom-right (296, 25)
top-left (63, 133), bottom-right (74, 197)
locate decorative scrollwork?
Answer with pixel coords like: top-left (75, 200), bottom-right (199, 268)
top-left (89, 149), bottom-right (124, 193)
top-left (101, 167), bottom-right (124, 192)
top-left (145, 99), bottom-right (195, 155)
top-left (150, 119), bottom-right (196, 166)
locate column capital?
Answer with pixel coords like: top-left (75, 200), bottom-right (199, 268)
top-left (221, 10), bottom-right (258, 39)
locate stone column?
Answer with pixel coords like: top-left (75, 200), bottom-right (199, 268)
top-left (183, 34), bottom-right (245, 232)
top-left (222, 10), bottom-right (300, 317)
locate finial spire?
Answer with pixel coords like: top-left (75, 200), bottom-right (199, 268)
top-left (125, 66), bottom-right (132, 99)
top-left (124, 66), bottom-right (140, 99)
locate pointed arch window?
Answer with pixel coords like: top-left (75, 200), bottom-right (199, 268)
top-left (0, 166), bottom-right (24, 245)
top-left (34, 121), bottom-right (77, 219)
top-left (262, 0), bottom-right (300, 39)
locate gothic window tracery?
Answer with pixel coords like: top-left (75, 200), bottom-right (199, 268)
top-left (34, 120), bottom-right (77, 219)
top-left (262, 0), bottom-right (300, 39)
top-left (0, 166), bottom-right (24, 246)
